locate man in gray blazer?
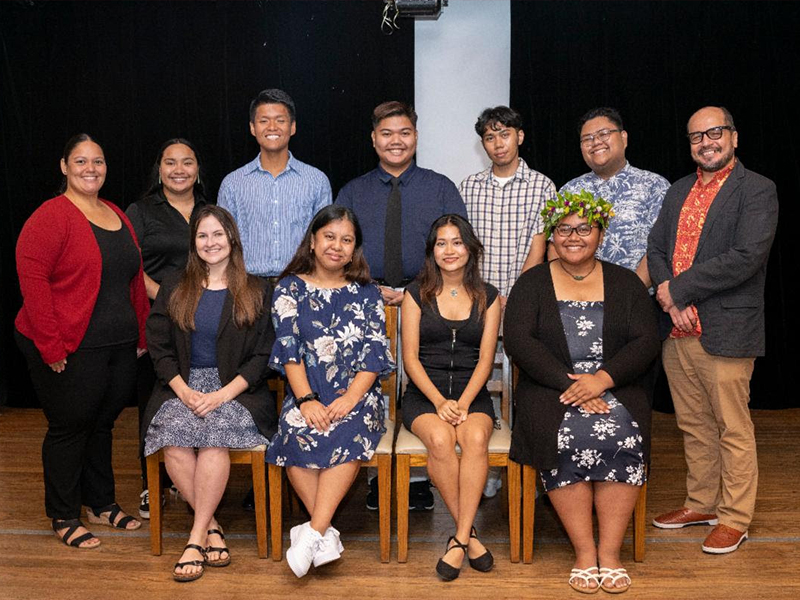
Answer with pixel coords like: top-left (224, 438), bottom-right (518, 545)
top-left (647, 106), bottom-right (778, 554)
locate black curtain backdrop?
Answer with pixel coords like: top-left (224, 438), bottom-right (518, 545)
top-left (0, 0), bottom-right (414, 407)
top-left (510, 1), bottom-right (797, 409)
top-left (1, 1), bottom-right (796, 410)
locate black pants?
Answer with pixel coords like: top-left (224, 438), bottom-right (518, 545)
top-left (16, 331), bottom-right (137, 520)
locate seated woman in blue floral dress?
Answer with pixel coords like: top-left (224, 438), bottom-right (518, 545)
top-left (506, 192), bottom-right (659, 594)
top-left (267, 205), bottom-right (394, 578)
top-left (143, 206), bottom-right (276, 582)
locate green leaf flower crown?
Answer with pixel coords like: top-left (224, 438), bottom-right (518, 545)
top-left (541, 189), bottom-right (615, 239)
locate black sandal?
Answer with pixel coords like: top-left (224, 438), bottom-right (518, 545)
top-left (468, 526), bottom-right (494, 572)
top-left (52, 518), bottom-right (100, 549)
top-left (173, 543), bottom-right (206, 582)
top-left (436, 536), bottom-right (468, 581)
top-left (205, 528), bottom-right (231, 567)
top-left (86, 503), bottom-right (141, 530)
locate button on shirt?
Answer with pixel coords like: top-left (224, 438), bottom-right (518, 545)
top-left (460, 158), bottom-right (556, 298)
top-left (218, 152), bottom-right (332, 276)
top-left (336, 162), bottom-right (467, 280)
top-left (561, 162), bottom-right (669, 271)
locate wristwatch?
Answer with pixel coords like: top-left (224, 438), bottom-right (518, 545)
top-left (296, 392), bottom-right (320, 406)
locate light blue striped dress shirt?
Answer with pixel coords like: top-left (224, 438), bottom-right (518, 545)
top-left (218, 152), bottom-right (332, 276)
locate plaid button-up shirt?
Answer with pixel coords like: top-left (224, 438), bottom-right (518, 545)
top-left (460, 159), bottom-right (556, 297)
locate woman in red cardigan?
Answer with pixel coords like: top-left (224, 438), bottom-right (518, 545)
top-left (15, 134), bottom-right (150, 549)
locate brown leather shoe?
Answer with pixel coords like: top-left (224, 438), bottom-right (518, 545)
top-left (652, 507), bottom-right (719, 529)
top-left (702, 524), bottom-right (748, 554)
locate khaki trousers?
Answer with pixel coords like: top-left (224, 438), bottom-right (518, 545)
top-left (662, 336), bottom-right (757, 531)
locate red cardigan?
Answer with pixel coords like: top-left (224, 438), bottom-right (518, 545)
top-left (15, 195), bottom-right (150, 364)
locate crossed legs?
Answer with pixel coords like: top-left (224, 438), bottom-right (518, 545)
top-left (164, 446), bottom-right (231, 577)
top-left (548, 481), bottom-right (640, 591)
top-left (412, 413), bottom-right (493, 568)
top-left (287, 460), bottom-right (362, 535)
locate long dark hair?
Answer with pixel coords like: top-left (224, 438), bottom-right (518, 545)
top-left (168, 205), bottom-right (263, 330)
top-left (417, 214), bottom-right (488, 316)
top-left (280, 205), bottom-right (371, 285)
top-left (142, 137), bottom-right (206, 200)
top-left (57, 133), bottom-right (103, 194)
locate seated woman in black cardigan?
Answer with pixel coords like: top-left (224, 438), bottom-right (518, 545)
top-left (142, 205), bottom-right (276, 582)
top-left (505, 192), bottom-right (659, 594)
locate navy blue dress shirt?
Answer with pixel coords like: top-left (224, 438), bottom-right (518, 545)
top-left (336, 162), bottom-right (467, 280)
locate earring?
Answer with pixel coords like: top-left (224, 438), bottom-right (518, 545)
top-left (158, 174), bottom-right (162, 185)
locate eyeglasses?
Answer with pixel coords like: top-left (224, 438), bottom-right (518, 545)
top-left (579, 129), bottom-right (621, 147)
top-left (687, 125), bottom-right (735, 145)
top-left (554, 223), bottom-right (599, 237)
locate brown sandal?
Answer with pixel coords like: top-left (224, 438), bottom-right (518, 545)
top-left (205, 528), bottom-right (231, 567)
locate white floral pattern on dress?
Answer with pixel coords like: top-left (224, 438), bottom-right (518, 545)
top-left (542, 301), bottom-right (646, 492)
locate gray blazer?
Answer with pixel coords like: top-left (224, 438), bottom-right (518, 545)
top-left (647, 160), bottom-right (778, 357)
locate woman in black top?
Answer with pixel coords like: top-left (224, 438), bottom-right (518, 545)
top-left (400, 214), bottom-right (501, 581)
top-left (126, 139), bottom-right (208, 516)
top-left (126, 138), bottom-right (208, 300)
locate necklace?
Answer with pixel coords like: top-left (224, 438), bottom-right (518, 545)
top-left (559, 259), bottom-right (597, 281)
top-left (450, 288), bottom-right (459, 297)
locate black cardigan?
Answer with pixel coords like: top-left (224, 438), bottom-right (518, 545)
top-left (504, 261), bottom-right (660, 470)
top-left (140, 272), bottom-right (278, 447)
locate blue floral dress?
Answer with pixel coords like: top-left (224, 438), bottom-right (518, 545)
top-left (540, 301), bottom-right (646, 492)
top-left (266, 275), bottom-right (395, 468)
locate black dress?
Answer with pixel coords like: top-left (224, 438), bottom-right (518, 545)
top-left (401, 281), bottom-right (498, 431)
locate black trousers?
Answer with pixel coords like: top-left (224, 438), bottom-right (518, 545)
top-left (16, 331), bottom-right (137, 520)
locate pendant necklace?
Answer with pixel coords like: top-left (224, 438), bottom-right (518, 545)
top-left (559, 259), bottom-right (597, 281)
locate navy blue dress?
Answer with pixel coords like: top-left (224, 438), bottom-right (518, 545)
top-left (540, 301), bottom-right (646, 492)
top-left (266, 276), bottom-right (395, 468)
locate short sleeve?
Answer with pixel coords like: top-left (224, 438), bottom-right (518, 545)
top-left (355, 284), bottom-right (396, 377)
top-left (269, 276), bottom-right (304, 373)
top-left (485, 283), bottom-right (499, 307)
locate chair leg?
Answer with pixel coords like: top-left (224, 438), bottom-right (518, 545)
top-left (507, 459), bottom-right (521, 563)
top-left (268, 463), bottom-right (283, 561)
top-left (633, 480), bottom-right (647, 562)
top-left (522, 464), bottom-right (536, 564)
top-left (396, 454), bottom-right (410, 563)
top-left (251, 450), bottom-right (268, 559)
top-left (377, 454), bottom-right (392, 563)
top-left (146, 451), bottom-right (163, 556)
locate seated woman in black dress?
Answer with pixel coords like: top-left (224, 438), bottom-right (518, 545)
top-left (142, 205), bottom-right (276, 582)
top-left (505, 192), bottom-right (659, 594)
top-left (400, 214), bottom-right (501, 581)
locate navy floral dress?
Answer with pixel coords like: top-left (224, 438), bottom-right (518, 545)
top-left (540, 301), bottom-right (646, 492)
top-left (266, 275), bottom-right (395, 468)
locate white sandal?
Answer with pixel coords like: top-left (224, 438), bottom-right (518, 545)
top-left (599, 567), bottom-right (631, 594)
top-left (569, 567), bottom-right (600, 594)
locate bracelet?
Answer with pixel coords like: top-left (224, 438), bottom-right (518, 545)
top-left (296, 392), bottom-right (319, 406)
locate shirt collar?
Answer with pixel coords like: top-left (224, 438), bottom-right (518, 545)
top-left (377, 160), bottom-right (417, 185)
top-left (476, 158), bottom-right (530, 184)
top-left (588, 160), bottom-right (631, 184)
top-left (244, 151), bottom-right (297, 175)
top-left (695, 157), bottom-right (736, 188)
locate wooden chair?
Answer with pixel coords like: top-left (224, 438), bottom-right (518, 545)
top-left (266, 305), bottom-right (399, 563)
top-left (394, 344), bottom-right (521, 563)
top-left (521, 450), bottom-right (649, 563)
top-left (147, 378), bottom-right (285, 560)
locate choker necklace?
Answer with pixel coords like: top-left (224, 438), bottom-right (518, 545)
top-left (559, 259), bottom-right (597, 281)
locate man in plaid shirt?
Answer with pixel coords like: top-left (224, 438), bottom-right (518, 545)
top-left (460, 106), bottom-right (556, 306)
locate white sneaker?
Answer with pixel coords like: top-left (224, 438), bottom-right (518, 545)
top-left (483, 473), bottom-right (503, 498)
top-left (286, 522), bottom-right (323, 578)
top-left (313, 526), bottom-right (343, 567)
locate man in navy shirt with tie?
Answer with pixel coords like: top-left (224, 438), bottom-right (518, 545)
top-left (336, 101), bottom-right (467, 306)
top-left (336, 101), bottom-right (467, 511)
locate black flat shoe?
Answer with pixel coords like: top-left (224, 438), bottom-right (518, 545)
top-left (468, 526), bottom-right (494, 572)
top-left (436, 536), bottom-right (468, 581)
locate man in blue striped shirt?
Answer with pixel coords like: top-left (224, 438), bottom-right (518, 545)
top-left (219, 89), bottom-right (332, 277)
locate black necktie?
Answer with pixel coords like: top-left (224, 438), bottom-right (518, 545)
top-left (384, 176), bottom-right (403, 287)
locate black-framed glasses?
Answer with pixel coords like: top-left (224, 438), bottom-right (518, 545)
top-left (687, 126), bottom-right (735, 145)
top-left (554, 223), bottom-right (599, 237)
top-left (579, 129), bottom-right (621, 147)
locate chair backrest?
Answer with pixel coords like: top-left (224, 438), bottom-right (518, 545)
top-left (381, 304), bottom-right (399, 422)
top-left (485, 339), bottom-right (513, 423)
